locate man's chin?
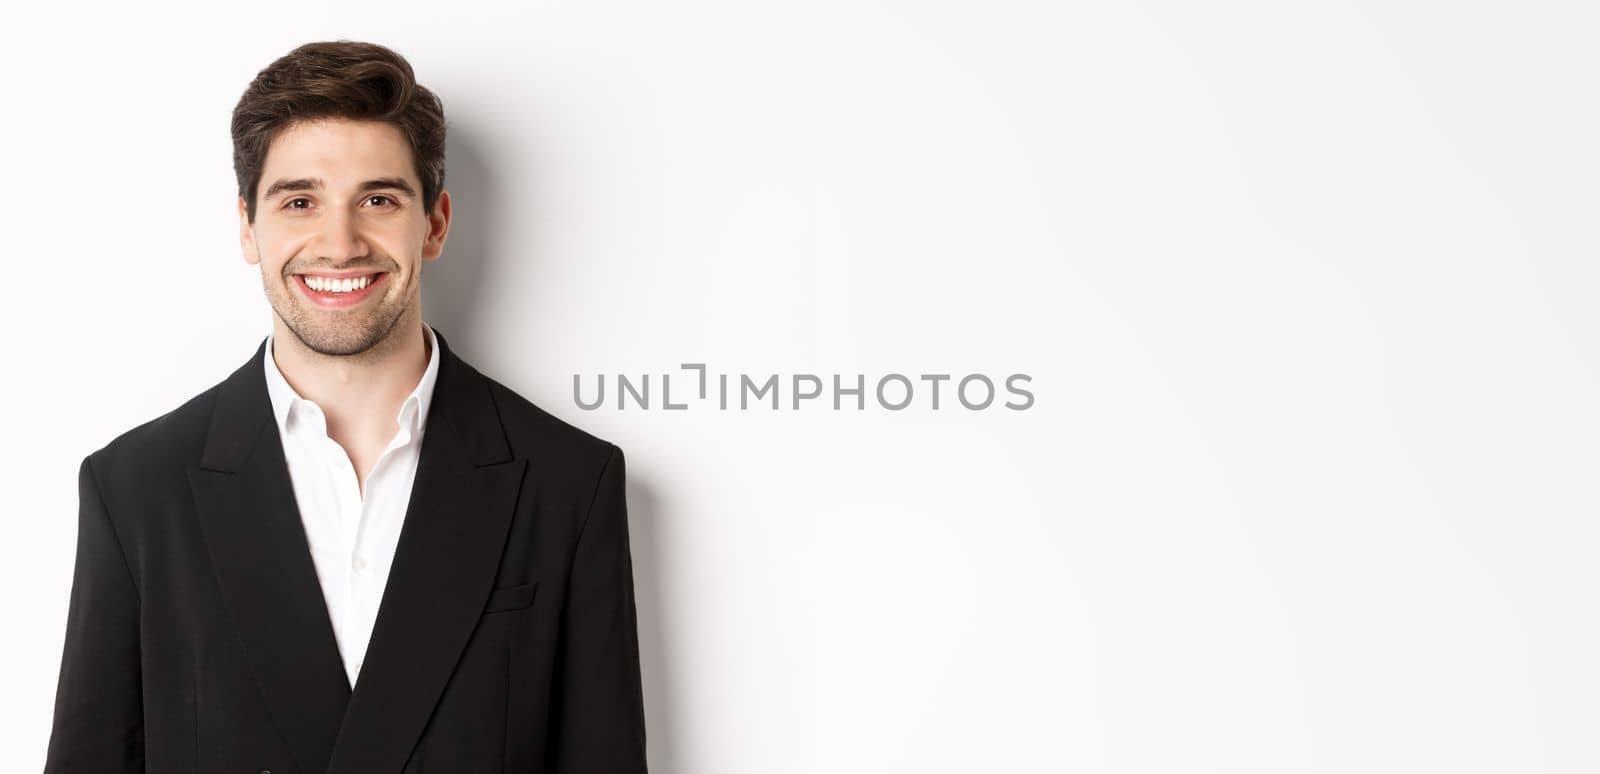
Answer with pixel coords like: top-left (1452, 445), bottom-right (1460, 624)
top-left (283, 319), bottom-right (387, 357)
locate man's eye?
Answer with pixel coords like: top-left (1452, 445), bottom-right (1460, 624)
top-left (366, 195), bottom-right (396, 208)
top-left (285, 197), bottom-right (311, 210)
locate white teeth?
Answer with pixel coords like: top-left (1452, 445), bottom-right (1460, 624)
top-left (304, 274), bottom-right (375, 293)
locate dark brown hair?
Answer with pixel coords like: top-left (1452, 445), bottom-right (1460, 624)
top-left (231, 40), bottom-right (446, 223)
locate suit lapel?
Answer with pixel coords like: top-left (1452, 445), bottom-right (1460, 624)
top-left (188, 338), bottom-right (352, 774)
top-left (325, 329), bottom-right (528, 773)
top-left (189, 329), bottom-right (528, 774)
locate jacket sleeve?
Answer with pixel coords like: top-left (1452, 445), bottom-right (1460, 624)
top-left (551, 443), bottom-right (648, 773)
top-left (44, 455), bottom-right (144, 773)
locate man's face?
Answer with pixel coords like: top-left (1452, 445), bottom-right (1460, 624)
top-left (239, 118), bottom-right (450, 357)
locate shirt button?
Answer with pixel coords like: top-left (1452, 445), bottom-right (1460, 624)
top-left (352, 556), bottom-right (367, 572)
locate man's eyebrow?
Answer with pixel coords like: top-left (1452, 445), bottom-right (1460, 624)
top-left (357, 177), bottom-right (418, 198)
top-left (262, 177), bottom-right (322, 201)
top-left (261, 176), bottom-right (418, 201)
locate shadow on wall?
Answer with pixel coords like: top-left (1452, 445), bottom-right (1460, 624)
top-left (422, 122), bottom-right (501, 363)
top-left (628, 478), bottom-right (683, 774)
top-left (425, 123), bottom-right (684, 774)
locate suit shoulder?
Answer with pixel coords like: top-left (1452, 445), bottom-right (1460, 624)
top-left (84, 376), bottom-right (222, 488)
top-left (481, 371), bottom-right (619, 463)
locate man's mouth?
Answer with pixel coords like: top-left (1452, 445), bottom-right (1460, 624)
top-left (294, 271), bottom-right (389, 307)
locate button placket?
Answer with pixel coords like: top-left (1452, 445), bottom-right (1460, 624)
top-left (315, 429), bottom-right (365, 675)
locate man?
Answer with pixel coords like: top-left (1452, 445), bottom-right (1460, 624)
top-left (44, 40), bottom-right (648, 774)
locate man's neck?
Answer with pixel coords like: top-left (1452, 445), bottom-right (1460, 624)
top-left (269, 315), bottom-right (432, 444)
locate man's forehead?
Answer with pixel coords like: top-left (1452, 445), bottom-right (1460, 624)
top-left (261, 118), bottom-right (417, 182)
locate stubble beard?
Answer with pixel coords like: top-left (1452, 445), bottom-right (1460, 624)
top-left (263, 269), bottom-right (413, 359)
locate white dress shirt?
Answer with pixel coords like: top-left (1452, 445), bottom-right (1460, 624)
top-left (262, 323), bottom-right (441, 689)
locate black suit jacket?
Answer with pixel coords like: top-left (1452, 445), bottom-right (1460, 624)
top-left (44, 329), bottom-right (648, 774)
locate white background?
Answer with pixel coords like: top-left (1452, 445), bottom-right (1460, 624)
top-left (3, 1), bottom-right (1597, 771)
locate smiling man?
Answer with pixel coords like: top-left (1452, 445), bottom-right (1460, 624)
top-left (44, 41), bottom-right (648, 774)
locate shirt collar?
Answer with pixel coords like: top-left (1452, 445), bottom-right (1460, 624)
top-left (262, 322), bottom-right (442, 441)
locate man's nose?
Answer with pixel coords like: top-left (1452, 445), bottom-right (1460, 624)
top-left (310, 208), bottom-right (369, 261)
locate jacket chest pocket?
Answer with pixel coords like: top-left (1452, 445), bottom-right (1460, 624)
top-left (483, 580), bottom-right (538, 613)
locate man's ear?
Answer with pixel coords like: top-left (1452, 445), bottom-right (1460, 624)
top-left (422, 188), bottom-right (452, 262)
top-left (238, 196), bottom-right (260, 266)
